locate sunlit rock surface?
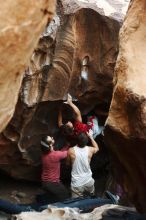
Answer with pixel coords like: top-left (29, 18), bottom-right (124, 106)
top-left (0, 0), bottom-right (56, 132)
top-left (0, 6), bottom-right (120, 179)
top-left (62, 0), bottom-right (130, 22)
top-left (105, 0), bottom-right (146, 214)
top-left (20, 15), bottom-right (60, 107)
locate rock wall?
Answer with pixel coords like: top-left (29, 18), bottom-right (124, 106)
top-left (69, 8), bottom-right (119, 115)
top-left (0, 6), bottom-right (120, 180)
top-left (62, 0), bottom-right (130, 22)
top-left (0, 0), bottom-right (56, 132)
top-left (2, 0), bottom-right (146, 215)
top-left (105, 0), bottom-right (146, 213)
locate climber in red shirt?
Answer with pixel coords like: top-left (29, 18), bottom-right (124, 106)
top-left (58, 94), bottom-right (90, 135)
top-left (41, 136), bottom-right (69, 202)
top-left (58, 94), bottom-right (101, 145)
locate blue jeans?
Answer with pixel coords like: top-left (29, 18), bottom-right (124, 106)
top-left (39, 197), bottom-right (113, 212)
top-left (0, 196), bottom-right (113, 214)
top-left (0, 199), bottom-right (33, 214)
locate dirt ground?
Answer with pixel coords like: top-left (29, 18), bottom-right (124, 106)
top-left (0, 173), bottom-right (108, 205)
top-left (0, 174), bottom-right (43, 205)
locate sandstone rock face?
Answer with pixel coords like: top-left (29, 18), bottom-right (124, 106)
top-left (62, 0), bottom-right (130, 22)
top-left (23, 7), bottom-right (120, 110)
top-left (105, 0), bottom-right (146, 213)
top-left (0, 6), bottom-right (120, 180)
top-left (0, 0), bottom-right (56, 132)
top-left (20, 15), bottom-right (60, 107)
top-left (69, 8), bottom-right (120, 115)
top-left (0, 0), bottom-right (131, 184)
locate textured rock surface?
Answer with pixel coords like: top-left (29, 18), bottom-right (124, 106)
top-left (41, 8), bottom-right (120, 110)
top-left (68, 8), bottom-right (119, 115)
top-left (13, 205), bottom-right (145, 220)
top-left (0, 3), bottom-right (121, 180)
top-left (105, 0), bottom-right (146, 214)
top-left (20, 15), bottom-right (60, 107)
top-left (62, 0), bottom-right (130, 22)
top-left (0, 0), bottom-right (56, 132)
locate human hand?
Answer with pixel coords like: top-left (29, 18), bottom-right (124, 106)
top-left (63, 94), bottom-right (72, 105)
top-left (86, 131), bottom-right (91, 138)
top-left (67, 94), bottom-right (72, 104)
top-left (86, 131), bottom-right (94, 139)
top-left (47, 136), bottom-right (54, 145)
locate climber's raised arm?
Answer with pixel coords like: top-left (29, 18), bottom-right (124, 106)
top-left (66, 95), bottom-right (82, 122)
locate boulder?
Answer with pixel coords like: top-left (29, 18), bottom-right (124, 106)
top-left (0, 0), bottom-right (56, 132)
top-left (62, 0), bottom-right (130, 22)
top-left (105, 0), bottom-right (146, 213)
top-left (0, 6), bottom-right (120, 179)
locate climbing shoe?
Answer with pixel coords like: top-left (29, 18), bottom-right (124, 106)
top-left (105, 191), bottom-right (119, 205)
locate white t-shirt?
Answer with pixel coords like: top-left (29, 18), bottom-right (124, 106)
top-left (71, 146), bottom-right (93, 187)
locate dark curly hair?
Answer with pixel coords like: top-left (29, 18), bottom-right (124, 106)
top-left (61, 124), bottom-right (74, 136)
top-left (77, 132), bottom-right (88, 148)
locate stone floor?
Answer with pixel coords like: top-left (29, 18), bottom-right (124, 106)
top-left (0, 174), bottom-right (42, 204)
top-left (0, 174), bottom-right (145, 220)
